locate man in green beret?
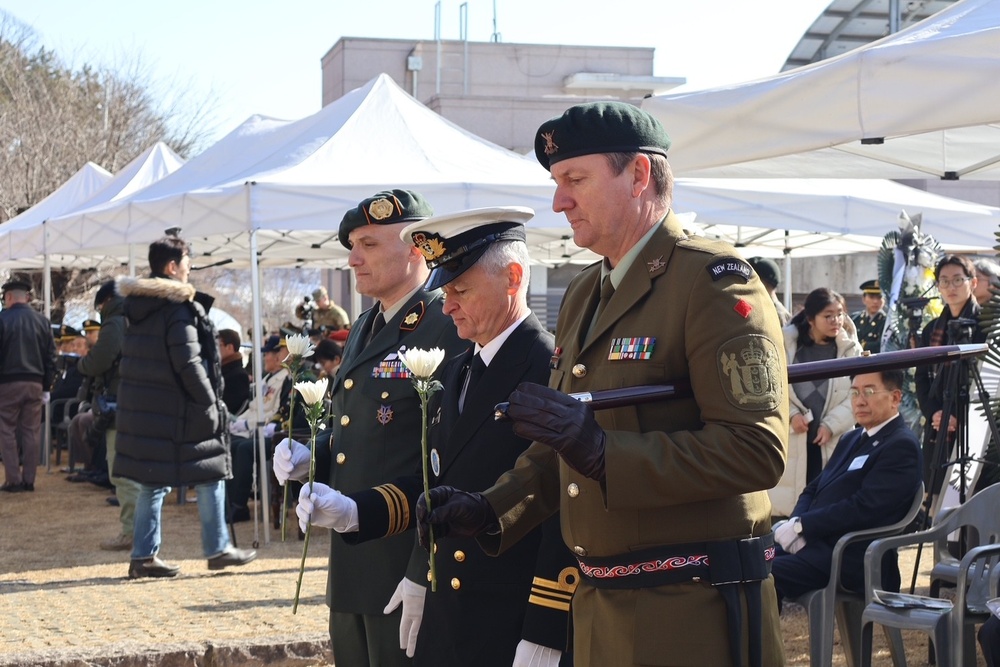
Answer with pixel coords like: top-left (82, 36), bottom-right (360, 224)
top-left (419, 102), bottom-right (789, 667)
top-left (277, 189), bottom-right (463, 667)
top-left (852, 279), bottom-right (886, 353)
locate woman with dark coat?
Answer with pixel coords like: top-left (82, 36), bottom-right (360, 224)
top-left (114, 236), bottom-right (255, 579)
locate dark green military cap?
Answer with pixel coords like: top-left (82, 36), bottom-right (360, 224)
top-left (338, 189), bottom-right (434, 249)
top-left (534, 101), bottom-right (672, 171)
top-left (748, 257), bottom-right (781, 289)
top-left (860, 279), bottom-right (881, 295)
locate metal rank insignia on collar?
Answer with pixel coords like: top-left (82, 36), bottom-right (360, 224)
top-left (647, 256), bottom-right (665, 272)
top-left (608, 337), bottom-right (655, 361)
top-left (372, 350), bottom-right (411, 379)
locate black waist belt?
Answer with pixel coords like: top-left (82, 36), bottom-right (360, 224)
top-left (576, 534), bottom-right (775, 667)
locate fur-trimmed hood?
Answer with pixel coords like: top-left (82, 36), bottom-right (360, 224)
top-left (117, 276), bottom-right (197, 324)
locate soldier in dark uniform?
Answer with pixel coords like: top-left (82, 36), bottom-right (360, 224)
top-left (851, 279), bottom-right (886, 353)
top-left (275, 189), bottom-right (463, 667)
top-left (417, 103), bottom-right (789, 667)
top-left (281, 207), bottom-right (576, 666)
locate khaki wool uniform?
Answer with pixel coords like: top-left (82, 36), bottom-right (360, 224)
top-left (481, 212), bottom-right (789, 667)
top-left (296, 302), bottom-right (350, 331)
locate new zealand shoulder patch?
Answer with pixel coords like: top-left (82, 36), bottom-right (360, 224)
top-left (717, 334), bottom-right (782, 411)
top-left (707, 257), bottom-right (752, 282)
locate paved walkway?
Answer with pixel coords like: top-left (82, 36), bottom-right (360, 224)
top-left (0, 463), bottom-right (334, 666)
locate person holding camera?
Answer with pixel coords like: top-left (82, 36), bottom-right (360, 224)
top-left (914, 254), bottom-right (987, 487)
top-left (296, 286), bottom-right (350, 333)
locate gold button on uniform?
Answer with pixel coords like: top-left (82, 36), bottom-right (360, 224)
top-left (335, 453), bottom-right (346, 464)
top-left (344, 379), bottom-right (354, 389)
top-left (427, 571), bottom-right (432, 582)
top-left (451, 578), bottom-right (461, 590)
top-left (572, 364), bottom-right (587, 378)
top-left (567, 483), bottom-right (580, 497)
top-left (573, 545), bottom-right (587, 556)
top-left (340, 415), bottom-right (350, 426)
top-left (453, 550), bottom-right (466, 562)
top-left (381, 391), bottom-right (389, 399)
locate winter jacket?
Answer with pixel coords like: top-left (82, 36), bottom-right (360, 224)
top-left (0, 303), bottom-right (57, 387)
top-left (77, 294), bottom-right (125, 398)
top-left (113, 275), bottom-right (230, 486)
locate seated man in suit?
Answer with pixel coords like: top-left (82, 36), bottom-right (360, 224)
top-left (981, 614), bottom-right (1000, 667)
top-left (771, 369), bottom-right (923, 608)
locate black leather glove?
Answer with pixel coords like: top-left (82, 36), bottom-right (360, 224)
top-left (416, 486), bottom-right (498, 550)
top-left (507, 382), bottom-right (607, 481)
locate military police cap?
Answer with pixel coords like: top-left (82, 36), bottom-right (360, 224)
top-left (860, 279), bottom-right (881, 295)
top-left (82, 318), bottom-right (101, 332)
top-left (58, 325), bottom-right (83, 341)
top-left (2, 279), bottom-right (32, 293)
top-left (401, 206), bottom-right (533, 291)
top-left (338, 189), bottom-right (434, 250)
top-left (747, 257), bottom-right (781, 289)
top-left (534, 101), bottom-right (672, 171)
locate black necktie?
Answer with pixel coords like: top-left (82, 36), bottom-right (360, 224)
top-left (459, 355), bottom-right (487, 414)
top-left (368, 311), bottom-right (386, 344)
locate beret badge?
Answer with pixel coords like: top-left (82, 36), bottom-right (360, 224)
top-left (541, 131), bottom-right (559, 156)
top-left (368, 198), bottom-right (396, 220)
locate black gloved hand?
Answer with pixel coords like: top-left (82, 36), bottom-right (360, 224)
top-left (416, 486), bottom-right (498, 550)
top-left (507, 382), bottom-right (607, 481)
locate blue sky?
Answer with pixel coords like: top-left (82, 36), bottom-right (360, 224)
top-left (2, 0), bottom-right (831, 141)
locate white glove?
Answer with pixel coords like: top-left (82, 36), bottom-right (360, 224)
top-left (263, 422), bottom-right (277, 438)
top-left (229, 419), bottom-right (249, 435)
top-left (383, 577), bottom-right (427, 657)
top-left (297, 481), bottom-right (359, 533)
top-left (273, 437), bottom-right (311, 485)
top-left (512, 640), bottom-right (561, 667)
top-left (775, 517), bottom-right (807, 554)
top-left (41, 392), bottom-right (50, 405)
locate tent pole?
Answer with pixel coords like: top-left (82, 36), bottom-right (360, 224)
top-left (43, 225), bottom-right (52, 471)
top-left (783, 231), bottom-right (792, 313)
top-left (248, 226), bottom-right (270, 544)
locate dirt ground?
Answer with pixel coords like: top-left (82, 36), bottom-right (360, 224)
top-left (0, 452), bottom-right (989, 666)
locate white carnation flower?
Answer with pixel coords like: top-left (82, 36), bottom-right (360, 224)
top-left (399, 347), bottom-right (445, 379)
top-left (294, 378), bottom-right (329, 406)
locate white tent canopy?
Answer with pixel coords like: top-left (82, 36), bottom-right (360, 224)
top-left (0, 162), bottom-right (111, 260)
top-left (642, 0), bottom-right (1000, 179)
top-left (37, 74), bottom-right (566, 269)
top-left (0, 142), bottom-right (184, 268)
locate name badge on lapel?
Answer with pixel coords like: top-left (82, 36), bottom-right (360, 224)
top-left (608, 337), bottom-right (655, 361)
top-left (848, 454), bottom-right (869, 471)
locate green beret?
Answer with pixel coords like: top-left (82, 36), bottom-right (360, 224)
top-left (747, 257), bottom-right (781, 289)
top-left (338, 189), bottom-right (434, 249)
top-left (534, 101), bottom-right (671, 171)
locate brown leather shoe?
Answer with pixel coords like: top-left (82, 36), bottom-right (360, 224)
top-left (128, 556), bottom-right (180, 579)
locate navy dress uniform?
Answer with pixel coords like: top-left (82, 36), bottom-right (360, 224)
top-left (322, 191), bottom-right (464, 665)
top-left (344, 208), bottom-right (576, 666)
top-left (851, 279), bottom-right (886, 353)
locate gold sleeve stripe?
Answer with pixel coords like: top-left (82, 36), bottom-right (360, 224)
top-left (528, 567), bottom-right (579, 612)
top-left (372, 484), bottom-right (410, 536)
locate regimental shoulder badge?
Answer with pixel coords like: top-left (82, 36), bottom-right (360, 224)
top-left (707, 257), bottom-right (752, 282)
top-left (411, 232), bottom-right (447, 263)
top-left (718, 334), bottom-right (782, 411)
top-left (541, 130), bottom-right (559, 156)
top-left (400, 301), bottom-right (426, 331)
top-left (368, 198), bottom-right (395, 220)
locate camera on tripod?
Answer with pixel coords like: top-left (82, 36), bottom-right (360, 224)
top-left (900, 296), bottom-right (932, 319)
top-left (299, 295), bottom-right (316, 312)
top-left (947, 317), bottom-right (977, 344)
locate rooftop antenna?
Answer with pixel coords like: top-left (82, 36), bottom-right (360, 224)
top-left (491, 0), bottom-right (501, 42)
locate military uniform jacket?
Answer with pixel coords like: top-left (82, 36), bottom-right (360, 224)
top-left (325, 288), bottom-right (463, 614)
top-left (852, 309), bottom-right (886, 353)
top-left (480, 213), bottom-right (789, 667)
top-left (346, 314), bottom-right (576, 665)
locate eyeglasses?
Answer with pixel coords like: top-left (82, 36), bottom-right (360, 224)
top-left (937, 276), bottom-right (971, 288)
top-left (849, 387), bottom-right (896, 400)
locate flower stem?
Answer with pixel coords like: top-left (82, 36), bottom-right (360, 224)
top-left (292, 402), bottom-right (322, 612)
top-left (418, 385), bottom-right (437, 592)
top-left (281, 383), bottom-right (298, 542)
